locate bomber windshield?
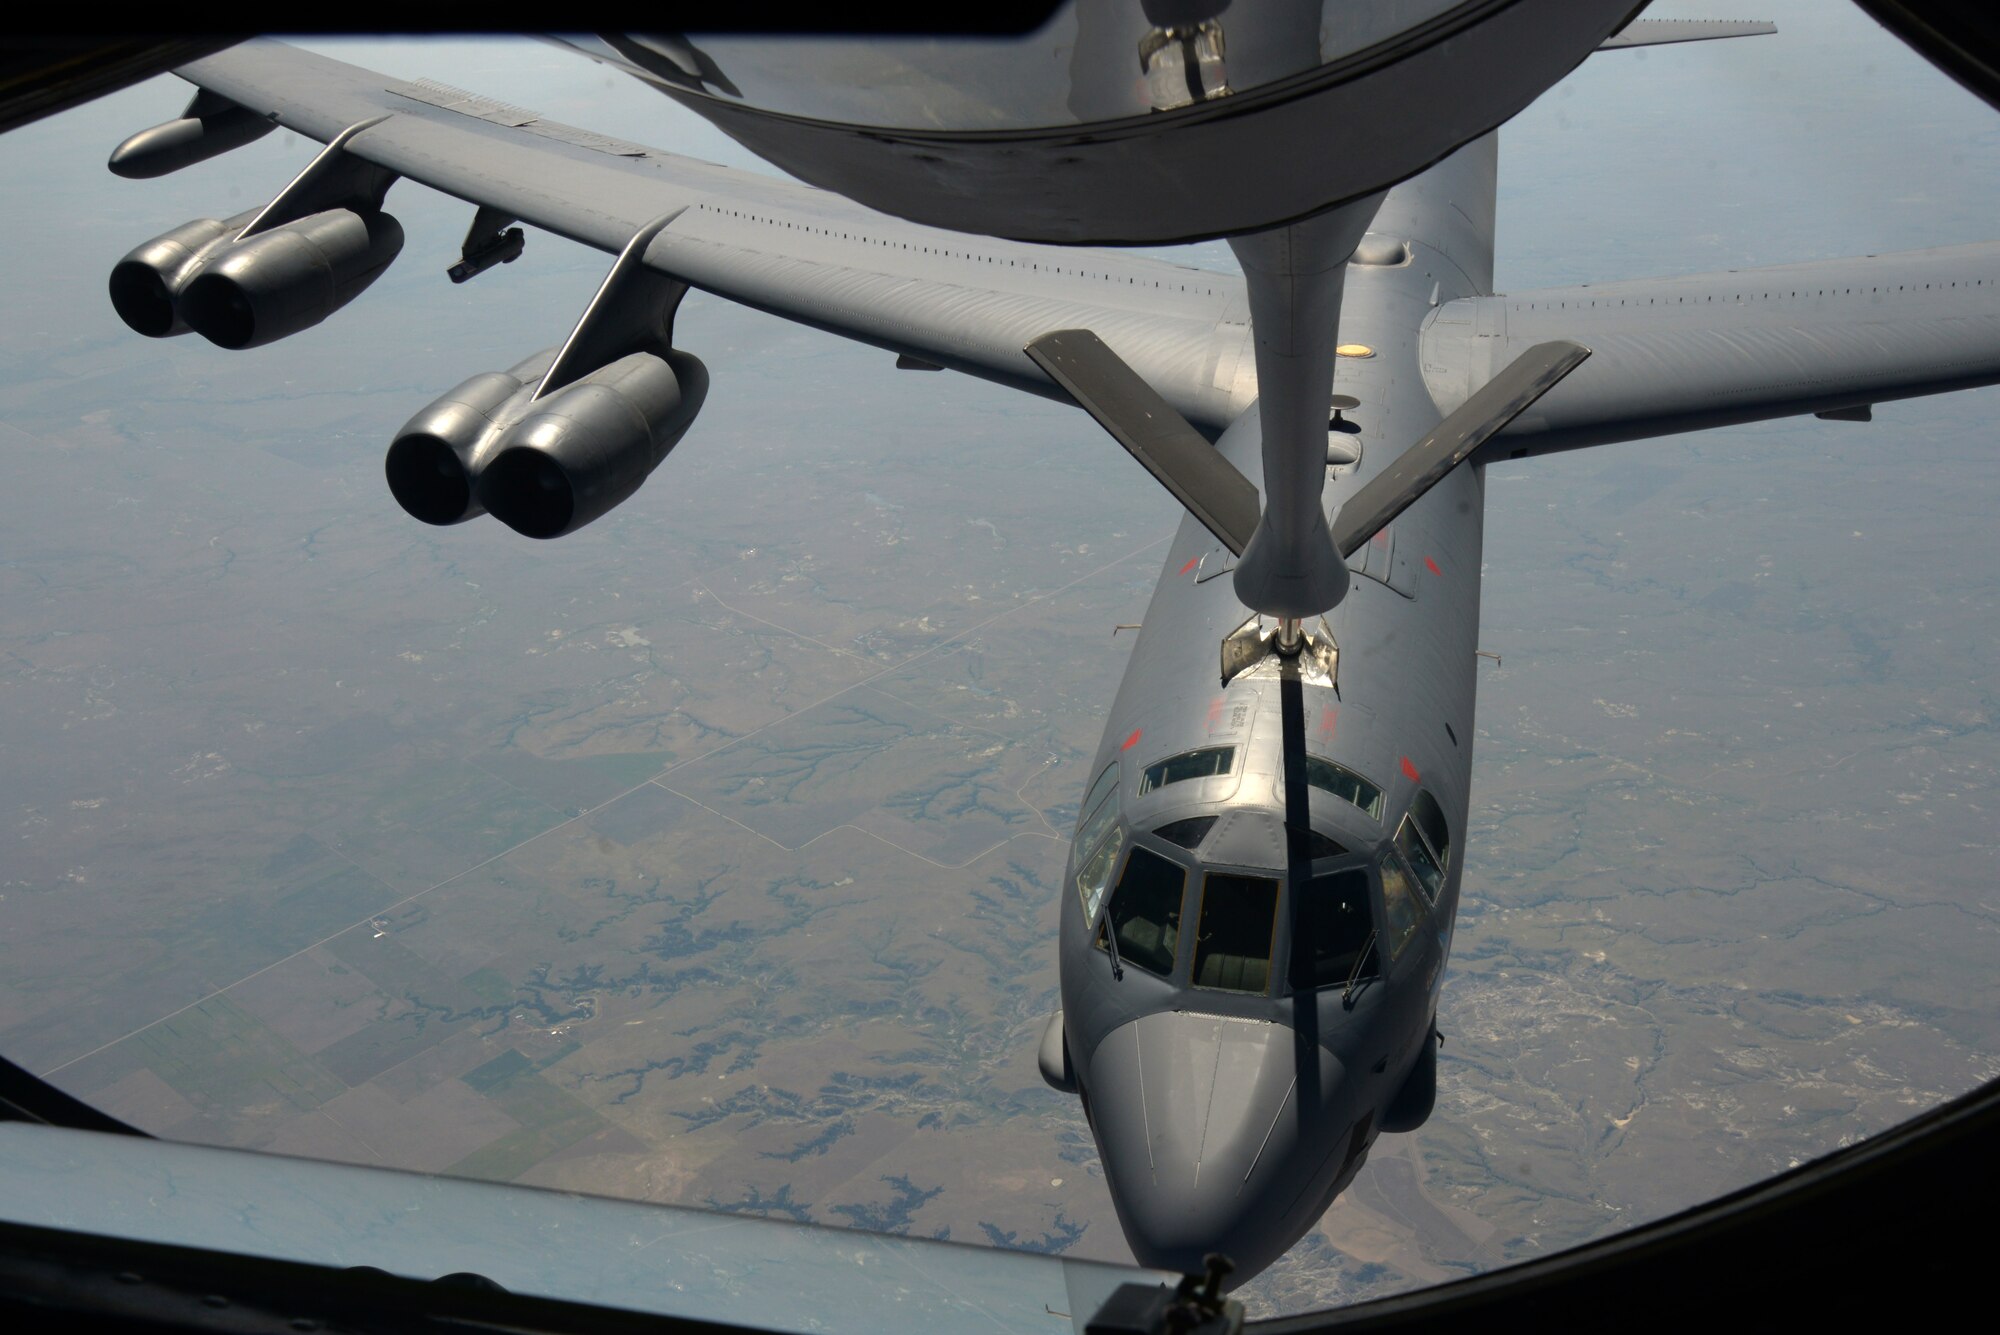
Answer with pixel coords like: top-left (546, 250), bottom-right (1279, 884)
top-left (1138, 746), bottom-right (1234, 794)
top-left (1192, 874), bottom-right (1278, 993)
top-left (1305, 757), bottom-right (1385, 820)
top-left (1289, 868), bottom-right (1377, 991)
top-left (1101, 847), bottom-right (1185, 978)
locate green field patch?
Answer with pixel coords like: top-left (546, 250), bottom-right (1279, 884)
top-left (194, 843), bottom-right (396, 961)
top-left (135, 995), bottom-right (342, 1114)
top-left (302, 820), bottom-right (468, 896)
top-left (448, 1046), bottom-right (608, 1180)
top-left (326, 931), bottom-right (484, 1013)
top-left (363, 760), bottom-right (495, 823)
top-left (446, 1125), bottom-right (566, 1181)
top-left (461, 1047), bottom-right (532, 1093)
top-left (154, 836), bottom-right (395, 988)
top-left (314, 1012), bottom-right (460, 1086)
top-left (304, 761), bottom-right (574, 891)
top-left (457, 967), bottom-right (518, 1009)
top-left (259, 832), bottom-right (330, 880)
top-left (533, 1037), bottom-right (581, 1071)
top-left (240, 715), bottom-right (399, 779)
top-left (406, 773), bottom-right (571, 863)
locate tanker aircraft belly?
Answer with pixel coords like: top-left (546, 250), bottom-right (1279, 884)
top-left (98, 38), bottom-right (2000, 1285)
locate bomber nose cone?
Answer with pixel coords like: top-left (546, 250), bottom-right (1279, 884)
top-left (1089, 1011), bottom-right (1348, 1281)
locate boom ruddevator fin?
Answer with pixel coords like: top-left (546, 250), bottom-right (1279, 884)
top-left (1596, 19), bottom-right (1776, 50)
top-left (1030, 330), bottom-right (1592, 584)
top-left (1330, 340), bottom-right (1591, 559)
top-left (1026, 328), bottom-right (1260, 557)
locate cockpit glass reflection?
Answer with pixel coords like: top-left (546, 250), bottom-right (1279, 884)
top-left (1408, 788), bottom-right (1452, 869)
top-left (1380, 854), bottom-right (1429, 960)
top-left (1101, 847), bottom-right (1186, 978)
top-left (1304, 755), bottom-right (1385, 819)
top-left (1078, 835), bottom-right (1122, 923)
top-left (1193, 874), bottom-right (1278, 993)
top-left (1396, 815), bottom-right (1445, 904)
top-left (1139, 745), bottom-right (1235, 794)
top-left (1077, 760), bottom-right (1120, 836)
top-left (1153, 815), bottom-right (1218, 849)
top-left (1288, 868), bottom-right (1378, 991)
top-left (1074, 762), bottom-right (1122, 919)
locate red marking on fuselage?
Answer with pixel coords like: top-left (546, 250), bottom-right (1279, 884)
top-left (1206, 697), bottom-right (1225, 726)
top-left (1400, 755), bottom-right (1421, 782)
top-left (1373, 530), bottom-right (1390, 548)
top-left (1424, 555), bottom-right (1442, 576)
top-left (1121, 728), bottom-right (1143, 752)
top-left (1179, 556), bottom-right (1200, 575)
top-left (1319, 707), bottom-right (1338, 738)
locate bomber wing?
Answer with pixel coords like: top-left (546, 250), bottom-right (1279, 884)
top-left (1427, 245), bottom-right (2000, 462)
top-left (162, 40), bottom-right (1255, 435)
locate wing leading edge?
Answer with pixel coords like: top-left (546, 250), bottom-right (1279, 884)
top-left (167, 41), bottom-right (1255, 436)
top-left (147, 43), bottom-right (2000, 475)
top-left (1428, 244), bottom-right (2000, 462)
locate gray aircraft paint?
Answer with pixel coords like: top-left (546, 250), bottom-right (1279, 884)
top-left (1052, 142), bottom-right (1495, 1280)
top-left (165, 42), bottom-right (2000, 455)
top-left (100, 37), bottom-right (2000, 1287)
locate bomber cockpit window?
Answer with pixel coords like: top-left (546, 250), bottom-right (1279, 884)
top-left (1411, 789), bottom-right (1451, 869)
top-left (1395, 818), bottom-right (1443, 904)
top-left (1076, 761), bottom-right (1120, 841)
top-left (1305, 829), bottom-right (1346, 861)
top-left (1154, 815), bottom-right (1217, 849)
top-left (1395, 789), bottom-right (1452, 904)
top-left (1305, 757), bottom-right (1385, 820)
top-left (1138, 746), bottom-right (1234, 795)
top-left (1380, 853), bottom-right (1429, 961)
top-left (1074, 762), bottom-right (1122, 921)
top-left (1289, 868), bottom-right (1377, 992)
top-left (1193, 874), bottom-right (1278, 993)
top-left (1097, 847), bottom-right (1186, 978)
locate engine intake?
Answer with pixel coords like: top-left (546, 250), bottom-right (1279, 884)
top-left (178, 208), bottom-right (404, 350)
top-left (478, 350), bottom-right (708, 539)
top-left (384, 351), bottom-right (557, 526)
top-left (106, 210), bottom-right (258, 338)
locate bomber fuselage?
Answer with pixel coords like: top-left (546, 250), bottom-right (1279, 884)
top-left (1053, 139), bottom-right (1498, 1281)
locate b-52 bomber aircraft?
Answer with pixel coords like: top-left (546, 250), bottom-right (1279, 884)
top-left (97, 22), bottom-right (2000, 1286)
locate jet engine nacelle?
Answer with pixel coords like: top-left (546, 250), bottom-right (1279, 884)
top-left (109, 207), bottom-right (403, 349)
top-left (477, 350), bottom-right (709, 539)
top-left (386, 349), bottom-right (707, 538)
top-left (178, 208), bottom-right (404, 350)
top-left (384, 350), bottom-right (557, 527)
top-left (106, 210), bottom-right (259, 338)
